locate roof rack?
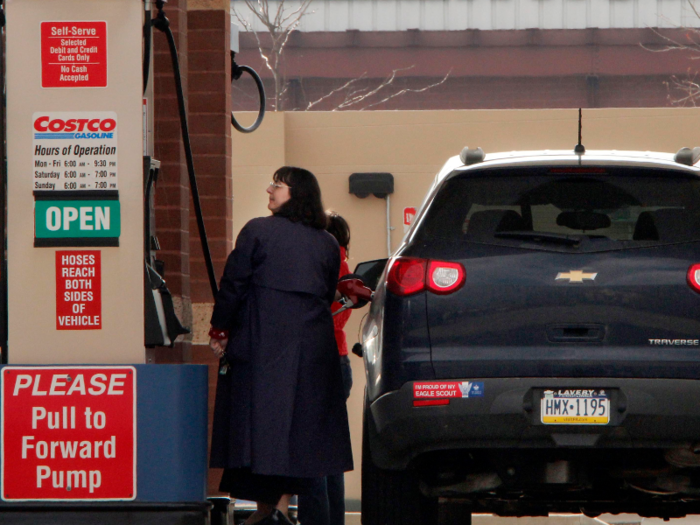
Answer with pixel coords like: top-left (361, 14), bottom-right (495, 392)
top-left (674, 147), bottom-right (700, 166)
top-left (460, 147), bottom-right (485, 166)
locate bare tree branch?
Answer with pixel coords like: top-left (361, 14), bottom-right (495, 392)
top-left (641, 26), bottom-right (700, 56)
top-left (689, 0), bottom-right (700, 21)
top-left (305, 74), bottom-right (369, 110)
top-left (232, 0), bottom-right (450, 111)
top-left (665, 70), bottom-right (700, 107)
top-left (232, 0), bottom-right (312, 110)
top-left (302, 66), bottom-right (451, 111)
top-left (359, 69), bottom-right (452, 110)
top-left (639, 0), bottom-right (700, 105)
top-left (332, 66), bottom-right (416, 110)
top-left (280, 0), bottom-right (311, 27)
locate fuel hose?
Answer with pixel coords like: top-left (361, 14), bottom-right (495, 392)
top-left (150, 0), bottom-right (266, 299)
top-left (150, 2), bottom-right (264, 372)
top-left (152, 1), bottom-right (219, 298)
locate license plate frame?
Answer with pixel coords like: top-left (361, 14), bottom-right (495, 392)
top-left (540, 388), bottom-right (610, 425)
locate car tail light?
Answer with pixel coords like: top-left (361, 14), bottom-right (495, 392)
top-left (387, 257), bottom-right (466, 296)
top-left (427, 260), bottom-right (466, 294)
top-left (688, 264), bottom-right (700, 293)
top-left (387, 257), bottom-right (427, 296)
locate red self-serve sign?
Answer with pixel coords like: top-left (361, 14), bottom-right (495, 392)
top-left (56, 251), bottom-right (101, 330)
top-left (41, 21), bottom-right (108, 88)
top-left (1, 367), bottom-right (136, 501)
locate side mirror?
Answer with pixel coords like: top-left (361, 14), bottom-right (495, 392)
top-left (352, 258), bottom-right (388, 292)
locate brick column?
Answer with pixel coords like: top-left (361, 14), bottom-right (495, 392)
top-left (188, 1), bottom-right (233, 496)
top-left (153, 0), bottom-right (193, 364)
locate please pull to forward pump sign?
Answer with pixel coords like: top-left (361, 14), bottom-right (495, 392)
top-left (1, 367), bottom-right (136, 501)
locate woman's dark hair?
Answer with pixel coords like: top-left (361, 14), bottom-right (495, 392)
top-left (273, 166), bottom-right (328, 229)
top-left (326, 210), bottom-right (350, 257)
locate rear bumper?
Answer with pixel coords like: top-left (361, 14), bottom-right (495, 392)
top-left (368, 377), bottom-right (700, 470)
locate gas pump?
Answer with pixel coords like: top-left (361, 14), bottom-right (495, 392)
top-left (141, 0), bottom-right (264, 357)
top-left (0, 0), bottom-right (264, 523)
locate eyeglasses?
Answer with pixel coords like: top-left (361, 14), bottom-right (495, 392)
top-left (269, 182), bottom-right (291, 190)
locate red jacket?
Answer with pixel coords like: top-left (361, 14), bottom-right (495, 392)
top-left (331, 247), bottom-right (351, 356)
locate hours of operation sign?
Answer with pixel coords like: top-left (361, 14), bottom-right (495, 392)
top-left (1, 367), bottom-right (136, 501)
top-left (33, 112), bottom-right (118, 193)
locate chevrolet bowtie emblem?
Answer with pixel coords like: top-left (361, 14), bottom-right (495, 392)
top-left (555, 270), bottom-right (597, 283)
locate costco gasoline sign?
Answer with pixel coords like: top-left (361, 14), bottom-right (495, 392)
top-left (33, 111), bottom-right (117, 193)
top-left (1, 367), bottom-right (136, 501)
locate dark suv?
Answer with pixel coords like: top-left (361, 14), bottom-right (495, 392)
top-left (358, 147), bottom-right (700, 525)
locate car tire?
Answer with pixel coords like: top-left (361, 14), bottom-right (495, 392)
top-left (361, 398), bottom-right (438, 525)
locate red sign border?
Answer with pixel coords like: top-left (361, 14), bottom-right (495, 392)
top-left (40, 20), bottom-right (109, 89)
top-left (0, 366), bottom-right (137, 502)
top-left (55, 250), bottom-right (103, 331)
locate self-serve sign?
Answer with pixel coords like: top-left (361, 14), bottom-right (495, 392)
top-left (35, 200), bottom-right (120, 239)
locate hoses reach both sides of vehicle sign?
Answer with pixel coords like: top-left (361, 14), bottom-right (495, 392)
top-left (148, 0), bottom-right (266, 300)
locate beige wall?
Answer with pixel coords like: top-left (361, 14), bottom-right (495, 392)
top-left (231, 108), bottom-right (700, 506)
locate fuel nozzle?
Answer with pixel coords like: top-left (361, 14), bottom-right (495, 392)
top-left (335, 275), bottom-right (373, 314)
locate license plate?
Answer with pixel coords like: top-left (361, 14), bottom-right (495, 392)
top-left (540, 389), bottom-right (610, 425)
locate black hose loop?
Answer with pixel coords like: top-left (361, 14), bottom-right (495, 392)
top-left (153, 8), bottom-right (220, 299)
top-left (231, 54), bottom-right (265, 134)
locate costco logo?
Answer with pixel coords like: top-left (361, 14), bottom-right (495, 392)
top-left (34, 116), bottom-right (116, 140)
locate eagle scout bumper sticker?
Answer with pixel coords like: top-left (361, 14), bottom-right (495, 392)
top-left (413, 381), bottom-right (484, 400)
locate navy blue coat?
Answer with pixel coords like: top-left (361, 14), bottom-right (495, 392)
top-left (210, 215), bottom-right (354, 478)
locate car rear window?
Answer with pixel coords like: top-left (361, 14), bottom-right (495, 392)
top-left (413, 167), bottom-right (700, 252)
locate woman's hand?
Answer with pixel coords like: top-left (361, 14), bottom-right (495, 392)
top-left (209, 337), bottom-right (228, 359)
top-left (208, 326), bottom-right (229, 359)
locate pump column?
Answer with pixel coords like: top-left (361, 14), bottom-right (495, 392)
top-left (2, 1), bottom-right (208, 523)
top-left (6, 0), bottom-right (143, 363)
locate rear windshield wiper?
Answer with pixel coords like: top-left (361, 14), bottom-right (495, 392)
top-left (494, 231), bottom-right (582, 246)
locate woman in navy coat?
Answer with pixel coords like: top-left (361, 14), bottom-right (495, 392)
top-left (208, 166), bottom-right (353, 525)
